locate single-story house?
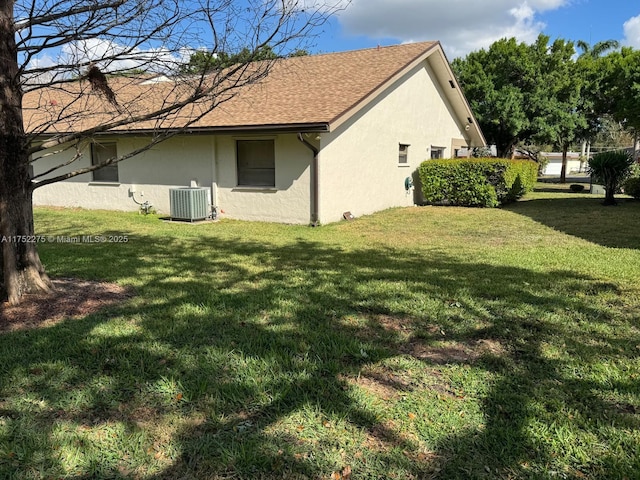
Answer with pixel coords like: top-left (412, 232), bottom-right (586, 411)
top-left (27, 42), bottom-right (486, 225)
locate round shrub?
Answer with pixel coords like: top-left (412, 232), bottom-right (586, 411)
top-left (623, 176), bottom-right (640, 199)
top-left (569, 184), bottom-right (585, 193)
top-left (589, 151), bottom-right (634, 205)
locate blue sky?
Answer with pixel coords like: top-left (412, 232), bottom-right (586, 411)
top-left (311, 0), bottom-right (640, 57)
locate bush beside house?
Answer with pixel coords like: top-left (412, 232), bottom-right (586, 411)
top-left (623, 176), bottom-right (640, 199)
top-left (417, 158), bottom-right (537, 207)
top-left (622, 162), bottom-right (640, 199)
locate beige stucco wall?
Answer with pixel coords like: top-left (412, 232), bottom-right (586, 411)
top-left (32, 133), bottom-right (312, 224)
top-left (32, 136), bottom-right (216, 213)
top-left (317, 59), bottom-right (469, 224)
top-left (214, 134), bottom-right (312, 224)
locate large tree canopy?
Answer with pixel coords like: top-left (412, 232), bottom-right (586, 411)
top-left (179, 46), bottom-right (280, 74)
top-left (451, 37), bottom-right (531, 158)
top-left (603, 47), bottom-right (640, 140)
top-left (453, 35), bottom-right (586, 169)
top-left (0, 0), bottom-right (342, 304)
top-left (453, 34), bottom-right (587, 174)
top-left (529, 37), bottom-right (586, 182)
top-left (454, 34), bottom-right (640, 175)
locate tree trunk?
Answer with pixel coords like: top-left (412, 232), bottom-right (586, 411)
top-left (0, 1), bottom-right (52, 304)
top-left (496, 142), bottom-right (513, 159)
top-left (0, 178), bottom-right (53, 304)
top-left (559, 144), bottom-right (568, 183)
top-left (602, 171), bottom-right (618, 206)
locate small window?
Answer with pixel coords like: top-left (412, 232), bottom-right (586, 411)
top-left (398, 144), bottom-right (409, 164)
top-left (431, 146), bottom-right (445, 159)
top-left (237, 139), bottom-right (275, 187)
top-left (91, 142), bottom-right (119, 182)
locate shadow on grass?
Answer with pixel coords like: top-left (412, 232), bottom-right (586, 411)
top-left (536, 176), bottom-right (591, 190)
top-left (533, 185), bottom-right (589, 193)
top-left (0, 231), bottom-right (638, 478)
top-left (504, 196), bottom-right (640, 249)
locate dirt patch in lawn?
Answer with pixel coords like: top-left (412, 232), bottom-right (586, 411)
top-left (401, 339), bottom-right (506, 364)
top-left (341, 366), bottom-right (414, 401)
top-left (364, 419), bottom-right (420, 451)
top-left (376, 314), bottom-right (415, 333)
top-left (0, 278), bottom-right (133, 332)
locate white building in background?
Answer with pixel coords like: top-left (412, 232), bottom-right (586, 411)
top-left (540, 152), bottom-right (584, 176)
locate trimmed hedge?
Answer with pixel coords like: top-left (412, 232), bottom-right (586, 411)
top-left (417, 158), bottom-right (537, 207)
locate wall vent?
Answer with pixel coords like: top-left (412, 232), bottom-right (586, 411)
top-left (169, 187), bottom-right (209, 221)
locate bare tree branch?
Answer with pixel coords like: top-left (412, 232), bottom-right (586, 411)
top-left (15, 0), bottom-right (126, 31)
top-left (21, 0), bottom-right (347, 172)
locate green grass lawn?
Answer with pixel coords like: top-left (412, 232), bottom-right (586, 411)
top-left (1, 189), bottom-right (639, 479)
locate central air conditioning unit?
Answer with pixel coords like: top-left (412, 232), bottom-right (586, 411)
top-left (169, 187), bottom-right (209, 221)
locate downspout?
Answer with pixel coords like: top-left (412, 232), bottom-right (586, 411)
top-left (297, 133), bottom-right (319, 226)
top-left (210, 135), bottom-right (219, 219)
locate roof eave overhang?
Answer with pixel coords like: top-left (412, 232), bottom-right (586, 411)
top-left (31, 122), bottom-right (331, 139)
top-left (427, 44), bottom-right (487, 147)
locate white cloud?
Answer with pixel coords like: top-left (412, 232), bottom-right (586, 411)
top-left (623, 15), bottom-right (640, 48)
top-left (22, 54), bottom-right (60, 85)
top-left (336, 0), bottom-right (571, 57)
top-left (23, 39), bottom-right (187, 86)
top-left (28, 54), bottom-right (56, 69)
top-left (61, 38), bottom-right (185, 73)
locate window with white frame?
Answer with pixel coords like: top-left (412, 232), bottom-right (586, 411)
top-left (236, 139), bottom-right (275, 187)
top-left (91, 142), bottom-right (119, 182)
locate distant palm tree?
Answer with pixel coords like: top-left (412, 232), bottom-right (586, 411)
top-left (576, 39), bottom-right (620, 58)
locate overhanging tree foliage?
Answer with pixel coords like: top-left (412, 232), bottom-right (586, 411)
top-left (0, 0), bottom-right (342, 305)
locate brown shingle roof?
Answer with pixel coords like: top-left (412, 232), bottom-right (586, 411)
top-left (194, 42), bottom-right (438, 128)
top-left (23, 42), bottom-right (452, 134)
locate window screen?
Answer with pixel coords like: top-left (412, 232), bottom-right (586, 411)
top-left (237, 139), bottom-right (275, 187)
top-left (91, 143), bottom-right (119, 182)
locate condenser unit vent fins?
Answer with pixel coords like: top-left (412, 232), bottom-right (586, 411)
top-left (169, 187), bottom-right (208, 221)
